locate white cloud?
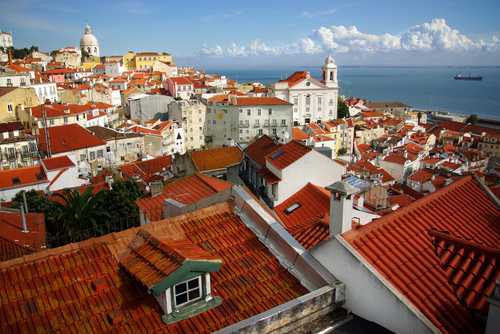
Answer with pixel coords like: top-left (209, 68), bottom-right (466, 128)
top-left (199, 18), bottom-right (500, 57)
top-left (301, 9), bottom-right (337, 19)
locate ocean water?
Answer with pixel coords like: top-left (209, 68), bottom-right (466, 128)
top-left (208, 66), bottom-right (500, 120)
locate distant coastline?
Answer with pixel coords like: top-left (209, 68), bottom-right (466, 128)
top-left (209, 66), bottom-right (500, 120)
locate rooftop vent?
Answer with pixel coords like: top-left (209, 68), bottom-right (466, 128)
top-left (284, 203), bottom-right (301, 215)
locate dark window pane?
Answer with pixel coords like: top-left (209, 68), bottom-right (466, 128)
top-left (188, 278), bottom-right (199, 290)
top-left (189, 289), bottom-right (200, 300)
top-left (175, 293), bottom-right (187, 305)
top-left (175, 282), bottom-right (187, 294)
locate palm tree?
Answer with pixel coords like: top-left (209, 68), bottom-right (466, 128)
top-left (52, 187), bottom-right (109, 243)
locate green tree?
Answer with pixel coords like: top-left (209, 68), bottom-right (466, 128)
top-left (337, 98), bottom-right (350, 119)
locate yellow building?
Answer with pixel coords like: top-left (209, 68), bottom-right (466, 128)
top-left (81, 56), bottom-right (101, 71)
top-left (0, 87), bottom-right (40, 123)
top-left (122, 51), bottom-right (173, 71)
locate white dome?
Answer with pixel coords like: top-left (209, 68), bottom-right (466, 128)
top-left (80, 25), bottom-right (100, 57)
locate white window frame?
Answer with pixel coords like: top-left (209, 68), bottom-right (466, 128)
top-left (174, 276), bottom-right (202, 307)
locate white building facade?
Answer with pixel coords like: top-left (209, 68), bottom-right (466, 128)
top-left (168, 99), bottom-right (206, 151)
top-left (80, 25), bottom-right (100, 58)
top-left (272, 56), bottom-right (339, 126)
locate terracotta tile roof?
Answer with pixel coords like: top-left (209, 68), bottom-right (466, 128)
top-left (42, 156), bottom-right (74, 171)
top-left (0, 210), bottom-right (46, 253)
top-left (278, 71), bottom-right (308, 87)
top-left (120, 230), bottom-right (220, 289)
top-left (136, 173), bottom-right (232, 222)
top-left (170, 77), bottom-right (193, 85)
top-left (388, 193), bottom-right (415, 208)
top-left (0, 121), bottom-right (23, 133)
top-left (440, 161), bottom-right (461, 171)
top-left (361, 111), bottom-right (384, 118)
top-left (257, 167), bottom-right (281, 184)
top-left (234, 97), bottom-right (290, 106)
top-left (342, 176), bottom-right (500, 334)
top-left (121, 156), bottom-right (172, 182)
top-left (128, 125), bottom-right (162, 136)
top-left (0, 236), bottom-right (33, 262)
top-left (421, 157), bottom-right (442, 165)
top-left (245, 135), bottom-right (280, 166)
top-left (0, 166), bottom-right (48, 191)
top-left (408, 169), bottom-right (434, 183)
top-left (292, 127), bottom-right (309, 141)
top-left (265, 140), bottom-right (311, 170)
top-left (0, 87), bottom-right (18, 98)
top-left (191, 147), bottom-right (243, 172)
top-left (0, 202), bottom-right (307, 333)
top-left (383, 153), bottom-right (406, 165)
top-left (38, 124), bottom-right (106, 154)
top-left (275, 183), bottom-right (330, 249)
top-left (429, 229), bottom-right (500, 316)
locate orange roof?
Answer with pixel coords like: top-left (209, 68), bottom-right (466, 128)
top-left (170, 76), bottom-right (193, 85)
top-left (292, 127), bottom-right (309, 141)
top-left (245, 135), bottom-right (281, 166)
top-left (38, 124), bottom-right (106, 154)
top-left (7, 64), bottom-right (31, 73)
top-left (342, 176), bottom-right (500, 333)
top-left (0, 202), bottom-right (307, 333)
top-left (275, 183), bottom-right (330, 250)
top-left (0, 166), bottom-right (47, 190)
top-left (136, 173), bottom-right (232, 221)
top-left (42, 156), bottom-right (74, 171)
top-left (440, 161), bottom-right (461, 171)
top-left (361, 111), bottom-right (384, 118)
top-left (121, 156), bottom-right (172, 183)
top-left (0, 236), bottom-right (33, 262)
top-left (31, 103), bottom-right (91, 118)
top-left (408, 169), bottom-right (433, 183)
top-left (421, 157), bottom-right (442, 165)
top-left (191, 147), bottom-right (243, 172)
top-left (0, 210), bottom-right (46, 255)
top-left (429, 229), bottom-right (500, 316)
top-left (120, 230), bottom-right (220, 289)
top-left (388, 193), bottom-right (415, 208)
top-left (128, 125), bottom-right (161, 136)
top-left (383, 153), bottom-right (406, 165)
top-left (278, 71), bottom-right (308, 87)
top-left (234, 97), bottom-right (290, 106)
top-left (265, 140), bottom-right (311, 170)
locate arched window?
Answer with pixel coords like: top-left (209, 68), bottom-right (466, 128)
top-left (330, 71), bottom-right (334, 81)
top-left (87, 47), bottom-right (91, 52)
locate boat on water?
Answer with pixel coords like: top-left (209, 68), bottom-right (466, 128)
top-left (454, 74), bottom-right (482, 81)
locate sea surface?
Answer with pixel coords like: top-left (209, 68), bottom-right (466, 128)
top-left (208, 66), bottom-right (500, 120)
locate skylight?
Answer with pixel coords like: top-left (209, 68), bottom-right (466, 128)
top-left (270, 149), bottom-right (284, 160)
top-left (284, 203), bottom-right (301, 214)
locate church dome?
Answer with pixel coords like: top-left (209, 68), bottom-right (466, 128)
top-left (80, 24), bottom-right (100, 57)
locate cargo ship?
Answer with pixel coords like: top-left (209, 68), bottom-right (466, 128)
top-left (454, 74), bottom-right (482, 81)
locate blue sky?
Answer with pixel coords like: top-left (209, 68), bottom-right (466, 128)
top-left (1, 0), bottom-right (500, 67)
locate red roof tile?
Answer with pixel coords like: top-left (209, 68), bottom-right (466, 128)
top-left (120, 230), bottom-right (220, 289)
top-left (0, 202), bottom-right (307, 333)
top-left (429, 229), bottom-right (500, 316)
top-left (292, 127), bottom-right (309, 141)
top-left (278, 71), bottom-right (308, 87)
top-left (440, 161), bottom-right (461, 171)
top-left (343, 176), bottom-right (500, 334)
top-left (42, 156), bottom-right (74, 171)
top-left (275, 183), bottom-right (330, 249)
top-left (408, 169), bottom-right (433, 183)
top-left (0, 210), bottom-right (46, 253)
top-left (234, 97), bottom-right (290, 106)
top-left (388, 193), bottom-right (415, 208)
top-left (191, 147), bottom-right (243, 172)
top-left (0, 166), bottom-right (48, 190)
top-left (121, 156), bottom-right (172, 182)
top-left (38, 124), bottom-right (106, 154)
top-left (170, 77), bottom-right (193, 85)
top-left (265, 140), bottom-right (311, 170)
top-left (245, 135), bottom-right (280, 166)
top-left (0, 236), bottom-right (33, 262)
top-left (383, 153), bottom-right (406, 165)
top-left (136, 174), bottom-right (232, 222)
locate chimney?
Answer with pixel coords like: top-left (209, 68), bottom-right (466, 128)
top-left (163, 198), bottom-right (186, 219)
top-left (21, 205), bottom-right (29, 233)
top-left (327, 181), bottom-right (359, 237)
top-left (486, 280), bottom-right (500, 334)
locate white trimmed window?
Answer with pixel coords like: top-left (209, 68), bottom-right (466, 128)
top-left (174, 276), bottom-right (202, 307)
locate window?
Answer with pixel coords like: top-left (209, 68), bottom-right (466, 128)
top-left (7, 104), bottom-right (13, 113)
top-left (268, 108), bottom-right (272, 115)
top-left (6, 79), bottom-right (12, 87)
top-left (257, 109), bottom-right (261, 116)
top-left (49, 119), bottom-right (55, 125)
top-left (89, 151), bottom-right (96, 160)
top-left (174, 276), bottom-right (202, 307)
top-left (97, 150), bottom-right (103, 158)
top-left (258, 129), bottom-right (263, 136)
top-left (63, 117), bottom-right (68, 124)
top-left (80, 154), bottom-right (86, 161)
top-left (106, 146), bottom-right (111, 152)
top-left (293, 97), bottom-right (298, 105)
top-left (305, 95), bottom-right (311, 105)
top-left (239, 109), bottom-right (243, 113)
top-left (281, 119), bottom-right (286, 126)
top-left (247, 109), bottom-right (251, 116)
top-left (272, 128), bottom-right (277, 135)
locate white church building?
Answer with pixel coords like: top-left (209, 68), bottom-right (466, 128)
top-left (271, 56), bottom-right (339, 126)
top-left (80, 24), bottom-right (100, 58)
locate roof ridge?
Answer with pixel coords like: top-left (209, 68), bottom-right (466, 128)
top-left (429, 228), bottom-right (500, 255)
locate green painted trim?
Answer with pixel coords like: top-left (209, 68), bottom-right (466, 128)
top-left (162, 296), bottom-right (222, 324)
top-left (150, 260), bottom-right (221, 296)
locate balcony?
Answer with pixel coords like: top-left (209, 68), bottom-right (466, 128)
top-left (239, 122), bottom-right (250, 128)
top-left (253, 123), bottom-right (261, 128)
